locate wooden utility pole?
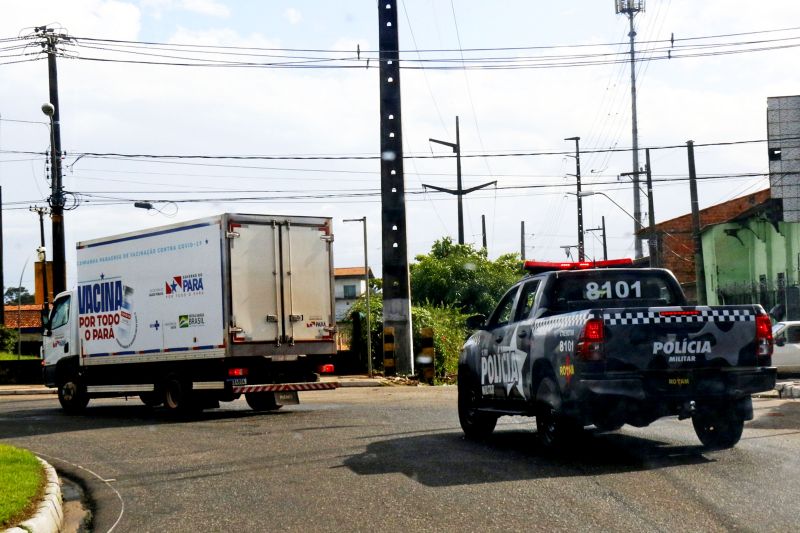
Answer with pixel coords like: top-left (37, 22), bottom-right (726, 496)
top-left (687, 140), bottom-right (706, 304)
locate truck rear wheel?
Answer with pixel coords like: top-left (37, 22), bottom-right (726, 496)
top-left (246, 392), bottom-right (282, 411)
top-left (163, 378), bottom-right (196, 413)
top-left (139, 392), bottom-right (163, 407)
top-left (457, 368), bottom-right (497, 439)
top-left (58, 379), bottom-right (89, 413)
top-left (692, 410), bottom-right (744, 449)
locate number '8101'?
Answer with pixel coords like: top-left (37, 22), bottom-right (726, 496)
top-left (585, 280), bottom-right (641, 300)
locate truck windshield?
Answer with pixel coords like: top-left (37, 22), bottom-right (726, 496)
top-left (549, 271), bottom-right (681, 313)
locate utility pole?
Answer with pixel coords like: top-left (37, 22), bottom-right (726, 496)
top-left (425, 116), bottom-right (496, 244)
top-left (378, 1), bottom-right (412, 375)
top-left (481, 215), bottom-right (487, 251)
top-left (565, 136), bottom-right (585, 261)
top-left (520, 221), bottom-right (525, 260)
top-left (0, 185), bottom-right (4, 325)
top-left (38, 27), bottom-right (67, 296)
top-left (687, 140), bottom-right (706, 305)
top-left (645, 148), bottom-right (658, 267)
top-left (615, 0), bottom-right (644, 260)
top-left (585, 216), bottom-right (608, 261)
top-left (30, 207), bottom-right (50, 313)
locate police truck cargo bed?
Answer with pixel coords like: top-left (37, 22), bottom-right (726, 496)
top-left (458, 260), bottom-right (776, 449)
top-left (42, 213), bottom-right (339, 413)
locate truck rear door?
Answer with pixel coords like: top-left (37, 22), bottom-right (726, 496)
top-left (228, 218), bottom-right (334, 345)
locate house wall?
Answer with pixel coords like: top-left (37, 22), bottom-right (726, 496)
top-left (334, 277), bottom-right (367, 321)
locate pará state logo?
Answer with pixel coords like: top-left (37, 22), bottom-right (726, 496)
top-left (165, 273), bottom-right (204, 297)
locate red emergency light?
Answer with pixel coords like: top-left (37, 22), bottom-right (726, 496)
top-left (523, 258), bottom-right (633, 274)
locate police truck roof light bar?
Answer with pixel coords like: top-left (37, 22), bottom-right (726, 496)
top-left (523, 258), bottom-right (633, 274)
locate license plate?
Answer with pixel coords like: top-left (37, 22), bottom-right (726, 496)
top-left (228, 378), bottom-right (247, 386)
top-left (275, 391), bottom-right (299, 405)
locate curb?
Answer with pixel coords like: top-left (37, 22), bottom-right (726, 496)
top-left (5, 457), bottom-right (63, 533)
top-left (775, 381), bottom-right (800, 399)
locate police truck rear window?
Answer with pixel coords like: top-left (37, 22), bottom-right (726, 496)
top-left (550, 272), bottom-right (680, 313)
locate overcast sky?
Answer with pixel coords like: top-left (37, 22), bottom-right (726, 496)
top-left (1, 0), bottom-right (799, 292)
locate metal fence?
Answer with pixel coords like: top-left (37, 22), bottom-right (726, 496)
top-left (716, 281), bottom-right (800, 319)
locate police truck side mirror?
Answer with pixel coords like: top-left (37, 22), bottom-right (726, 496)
top-left (466, 314), bottom-right (486, 330)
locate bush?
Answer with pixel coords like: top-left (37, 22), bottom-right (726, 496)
top-left (0, 327), bottom-right (18, 354)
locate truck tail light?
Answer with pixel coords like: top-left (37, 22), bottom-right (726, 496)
top-left (317, 363), bottom-right (335, 374)
top-left (755, 314), bottom-right (773, 363)
top-left (228, 368), bottom-right (249, 377)
top-left (577, 318), bottom-right (605, 361)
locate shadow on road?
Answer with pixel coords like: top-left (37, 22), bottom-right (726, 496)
top-left (0, 401), bottom-right (282, 439)
top-left (343, 428), bottom-right (713, 487)
top-left (747, 401), bottom-right (800, 430)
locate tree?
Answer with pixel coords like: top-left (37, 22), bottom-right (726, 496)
top-left (4, 287), bottom-right (34, 305)
top-left (410, 238), bottom-right (523, 317)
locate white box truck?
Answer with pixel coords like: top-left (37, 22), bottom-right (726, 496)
top-left (42, 213), bottom-right (339, 413)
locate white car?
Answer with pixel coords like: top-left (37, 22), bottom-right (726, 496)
top-left (771, 321), bottom-right (800, 374)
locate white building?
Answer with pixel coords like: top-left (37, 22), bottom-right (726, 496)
top-left (334, 267), bottom-right (374, 321)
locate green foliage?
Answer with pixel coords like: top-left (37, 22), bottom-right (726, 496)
top-left (4, 287), bottom-right (34, 305)
top-left (410, 304), bottom-right (468, 379)
top-left (410, 237), bottom-right (523, 316)
top-left (0, 327), bottom-right (18, 354)
top-left (0, 444), bottom-right (45, 528)
top-left (347, 294), bottom-right (467, 379)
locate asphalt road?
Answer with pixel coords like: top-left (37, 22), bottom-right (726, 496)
top-left (1, 387), bottom-right (799, 532)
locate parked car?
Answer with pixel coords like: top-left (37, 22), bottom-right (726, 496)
top-left (772, 321), bottom-right (800, 374)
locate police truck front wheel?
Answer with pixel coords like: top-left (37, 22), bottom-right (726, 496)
top-left (692, 410), bottom-right (744, 449)
top-left (58, 379), bottom-right (89, 413)
top-left (457, 368), bottom-right (497, 439)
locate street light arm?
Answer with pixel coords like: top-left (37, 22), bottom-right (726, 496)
top-left (422, 183), bottom-right (458, 195)
top-left (579, 191), bottom-right (644, 229)
top-left (462, 181), bottom-right (497, 195)
top-left (428, 138), bottom-right (457, 151)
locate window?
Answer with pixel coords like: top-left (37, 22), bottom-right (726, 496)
top-left (487, 287), bottom-right (518, 329)
top-left (550, 272), bottom-right (680, 313)
top-left (50, 295), bottom-right (71, 330)
top-left (343, 284), bottom-right (357, 299)
top-left (514, 280), bottom-right (540, 321)
top-left (787, 326), bottom-right (800, 344)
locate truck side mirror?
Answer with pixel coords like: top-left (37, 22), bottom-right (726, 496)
top-left (775, 336), bottom-right (786, 347)
top-left (40, 309), bottom-right (52, 336)
top-left (465, 314), bottom-right (486, 330)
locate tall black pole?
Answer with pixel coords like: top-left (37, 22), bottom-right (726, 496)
top-left (0, 185), bottom-right (4, 325)
top-left (520, 221), bottom-right (525, 261)
top-left (455, 117), bottom-right (463, 244)
top-left (481, 214), bottom-right (487, 251)
top-left (645, 148), bottom-right (658, 267)
top-left (45, 31), bottom-right (66, 296)
top-left (379, 1), bottom-right (412, 375)
top-left (601, 216), bottom-right (608, 261)
top-left (565, 136), bottom-right (584, 261)
top-left (687, 140), bottom-right (706, 305)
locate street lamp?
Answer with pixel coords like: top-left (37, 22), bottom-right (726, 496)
top-left (343, 216), bottom-right (372, 378)
top-left (41, 101), bottom-right (66, 296)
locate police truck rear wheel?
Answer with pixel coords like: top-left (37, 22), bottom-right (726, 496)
top-left (692, 411), bottom-right (744, 449)
top-left (246, 392), bottom-right (282, 411)
top-left (535, 376), bottom-right (580, 449)
top-left (58, 379), bottom-right (89, 413)
top-left (457, 370), bottom-right (497, 439)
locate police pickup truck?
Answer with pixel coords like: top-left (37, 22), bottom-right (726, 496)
top-left (458, 259), bottom-right (776, 450)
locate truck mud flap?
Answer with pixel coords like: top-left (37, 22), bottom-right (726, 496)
top-left (232, 382), bottom-right (339, 393)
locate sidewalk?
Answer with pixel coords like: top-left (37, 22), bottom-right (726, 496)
top-left (0, 375), bottom-right (388, 396)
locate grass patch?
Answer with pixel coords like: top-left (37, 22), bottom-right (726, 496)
top-left (0, 444), bottom-right (45, 528)
top-left (0, 353), bottom-right (39, 361)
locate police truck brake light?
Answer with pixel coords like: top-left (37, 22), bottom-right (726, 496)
top-left (577, 318), bottom-right (605, 361)
top-left (755, 314), bottom-right (773, 360)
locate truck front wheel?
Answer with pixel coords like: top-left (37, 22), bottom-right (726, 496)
top-left (58, 379), bottom-right (89, 413)
top-left (692, 410), bottom-right (745, 449)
